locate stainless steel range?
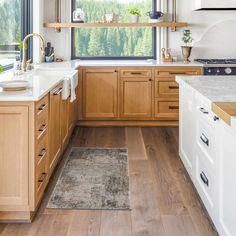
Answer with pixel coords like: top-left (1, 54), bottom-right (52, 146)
top-left (195, 59), bottom-right (236, 75)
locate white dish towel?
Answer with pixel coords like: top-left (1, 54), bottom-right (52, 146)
top-left (62, 70), bottom-right (78, 102)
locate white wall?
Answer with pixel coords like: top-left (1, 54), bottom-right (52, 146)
top-left (169, 0), bottom-right (236, 60)
top-left (39, 0), bottom-right (236, 61)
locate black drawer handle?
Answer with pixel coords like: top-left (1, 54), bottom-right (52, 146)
top-left (38, 124), bottom-right (47, 132)
top-left (38, 104), bottom-right (47, 113)
top-left (200, 133), bottom-right (209, 146)
top-left (169, 72), bottom-right (187, 75)
top-left (53, 88), bottom-right (63, 96)
top-left (200, 107), bottom-right (209, 114)
top-left (38, 148), bottom-right (47, 158)
top-left (169, 105), bottom-right (179, 110)
top-left (168, 86), bottom-right (179, 89)
top-left (38, 172), bottom-right (47, 183)
top-left (130, 72), bottom-right (143, 75)
top-left (200, 172), bottom-right (209, 186)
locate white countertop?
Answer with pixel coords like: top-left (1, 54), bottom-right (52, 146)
top-left (0, 70), bottom-right (76, 102)
top-left (176, 75), bottom-right (236, 129)
top-left (0, 60), bottom-right (202, 102)
top-left (176, 75), bottom-right (236, 102)
top-left (39, 59), bottom-right (202, 69)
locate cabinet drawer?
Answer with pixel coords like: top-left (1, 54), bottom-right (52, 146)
top-left (155, 67), bottom-right (202, 78)
top-left (35, 151), bottom-right (47, 205)
top-left (36, 136), bottom-right (48, 166)
top-left (36, 95), bottom-right (49, 118)
top-left (36, 114), bottom-right (48, 142)
top-left (155, 79), bottom-right (179, 98)
top-left (120, 69), bottom-right (152, 78)
top-left (196, 119), bottom-right (218, 166)
top-left (195, 149), bottom-right (217, 219)
top-left (155, 99), bottom-right (179, 120)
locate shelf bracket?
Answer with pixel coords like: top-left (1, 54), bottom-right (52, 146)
top-left (171, 0), bottom-right (177, 32)
top-left (55, 0), bottom-right (61, 33)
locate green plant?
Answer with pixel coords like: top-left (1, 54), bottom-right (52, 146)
top-left (16, 31), bottom-right (27, 51)
top-left (182, 29), bottom-right (194, 46)
top-left (128, 8), bottom-right (141, 16)
top-left (0, 65), bottom-right (3, 73)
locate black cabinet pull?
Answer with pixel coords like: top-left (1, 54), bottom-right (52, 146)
top-left (200, 107), bottom-right (209, 114)
top-left (213, 116), bottom-right (219, 121)
top-left (168, 86), bottom-right (179, 89)
top-left (200, 133), bottom-right (209, 146)
top-left (200, 172), bottom-right (209, 186)
top-left (53, 88), bottom-right (63, 96)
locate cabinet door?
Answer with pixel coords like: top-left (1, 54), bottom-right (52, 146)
top-left (179, 84), bottom-right (196, 176)
top-left (83, 69), bottom-right (118, 119)
top-left (0, 106), bottom-right (29, 210)
top-left (218, 125), bottom-right (236, 236)
top-left (48, 84), bottom-right (62, 176)
top-left (120, 78), bottom-right (152, 119)
top-left (60, 99), bottom-right (69, 150)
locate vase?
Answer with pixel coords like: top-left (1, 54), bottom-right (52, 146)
top-left (130, 15), bottom-right (139, 23)
top-left (181, 46), bottom-right (192, 63)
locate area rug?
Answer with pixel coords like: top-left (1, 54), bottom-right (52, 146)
top-left (47, 147), bottom-right (130, 210)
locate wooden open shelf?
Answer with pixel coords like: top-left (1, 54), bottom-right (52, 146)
top-left (43, 22), bottom-right (188, 30)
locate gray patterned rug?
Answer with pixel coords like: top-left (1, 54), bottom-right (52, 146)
top-left (47, 147), bottom-right (130, 210)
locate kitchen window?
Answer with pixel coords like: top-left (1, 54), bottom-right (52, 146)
top-left (71, 0), bottom-right (157, 59)
top-left (0, 0), bottom-right (32, 70)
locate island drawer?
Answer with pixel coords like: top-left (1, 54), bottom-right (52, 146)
top-left (36, 95), bottom-right (49, 118)
top-left (120, 69), bottom-right (152, 78)
top-left (154, 99), bottom-right (179, 120)
top-left (35, 152), bottom-right (47, 205)
top-left (155, 79), bottom-right (179, 98)
top-left (36, 114), bottom-right (48, 142)
top-left (36, 136), bottom-right (48, 166)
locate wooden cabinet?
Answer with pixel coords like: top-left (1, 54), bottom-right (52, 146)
top-left (0, 106), bottom-right (29, 211)
top-left (35, 95), bottom-right (49, 206)
top-left (154, 67), bottom-right (202, 120)
top-left (79, 66), bottom-right (202, 125)
top-left (48, 84), bottom-right (63, 178)
top-left (82, 68), bottom-right (118, 119)
top-left (60, 99), bottom-right (69, 150)
top-left (120, 77), bottom-right (153, 119)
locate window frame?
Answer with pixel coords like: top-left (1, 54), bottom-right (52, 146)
top-left (0, 0), bottom-right (33, 71)
top-left (71, 0), bottom-right (157, 60)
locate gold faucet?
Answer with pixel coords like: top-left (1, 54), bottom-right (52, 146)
top-left (22, 33), bottom-right (45, 72)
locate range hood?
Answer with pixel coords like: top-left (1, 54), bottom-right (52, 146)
top-left (194, 0), bottom-right (236, 10)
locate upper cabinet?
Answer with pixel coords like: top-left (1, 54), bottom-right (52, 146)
top-left (194, 0), bottom-right (236, 10)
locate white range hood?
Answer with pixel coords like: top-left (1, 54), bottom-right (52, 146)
top-left (194, 0), bottom-right (236, 10)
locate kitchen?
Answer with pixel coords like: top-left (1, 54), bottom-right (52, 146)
top-left (0, 0), bottom-right (236, 235)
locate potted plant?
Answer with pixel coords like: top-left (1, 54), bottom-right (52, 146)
top-left (181, 29), bottom-right (194, 63)
top-left (0, 65), bottom-right (3, 73)
top-left (128, 8), bottom-right (141, 23)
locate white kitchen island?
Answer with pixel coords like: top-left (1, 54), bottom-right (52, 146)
top-left (177, 75), bottom-right (236, 236)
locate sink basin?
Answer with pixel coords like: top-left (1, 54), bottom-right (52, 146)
top-left (0, 80), bottom-right (31, 91)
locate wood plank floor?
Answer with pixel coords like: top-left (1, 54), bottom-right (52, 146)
top-left (0, 127), bottom-right (218, 236)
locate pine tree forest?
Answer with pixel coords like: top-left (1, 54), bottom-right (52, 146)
top-left (73, 0), bottom-right (153, 57)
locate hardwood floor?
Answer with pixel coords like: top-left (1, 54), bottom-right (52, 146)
top-left (0, 127), bottom-right (218, 236)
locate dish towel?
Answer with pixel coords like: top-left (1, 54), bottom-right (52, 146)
top-left (70, 71), bottom-right (78, 103)
top-left (62, 77), bottom-right (70, 100)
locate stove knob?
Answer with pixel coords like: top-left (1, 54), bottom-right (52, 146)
top-left (207, 68), bottom-right (212, 73)
top-left (216, 69), bottom-right (220, 74)
top-left (225, 67), bottom-right (232, 75)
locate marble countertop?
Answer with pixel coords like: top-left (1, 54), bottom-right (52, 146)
top-left (176, 76), bottom-right (236, 102)
top-left (0, 69), bottom-right (77, 102)
top-left (0, 60), bottom-right (202, 102)
top-left (39, 59), bottom-right (203, 69)
top-left (176, 75), bottom-right (236, 128)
